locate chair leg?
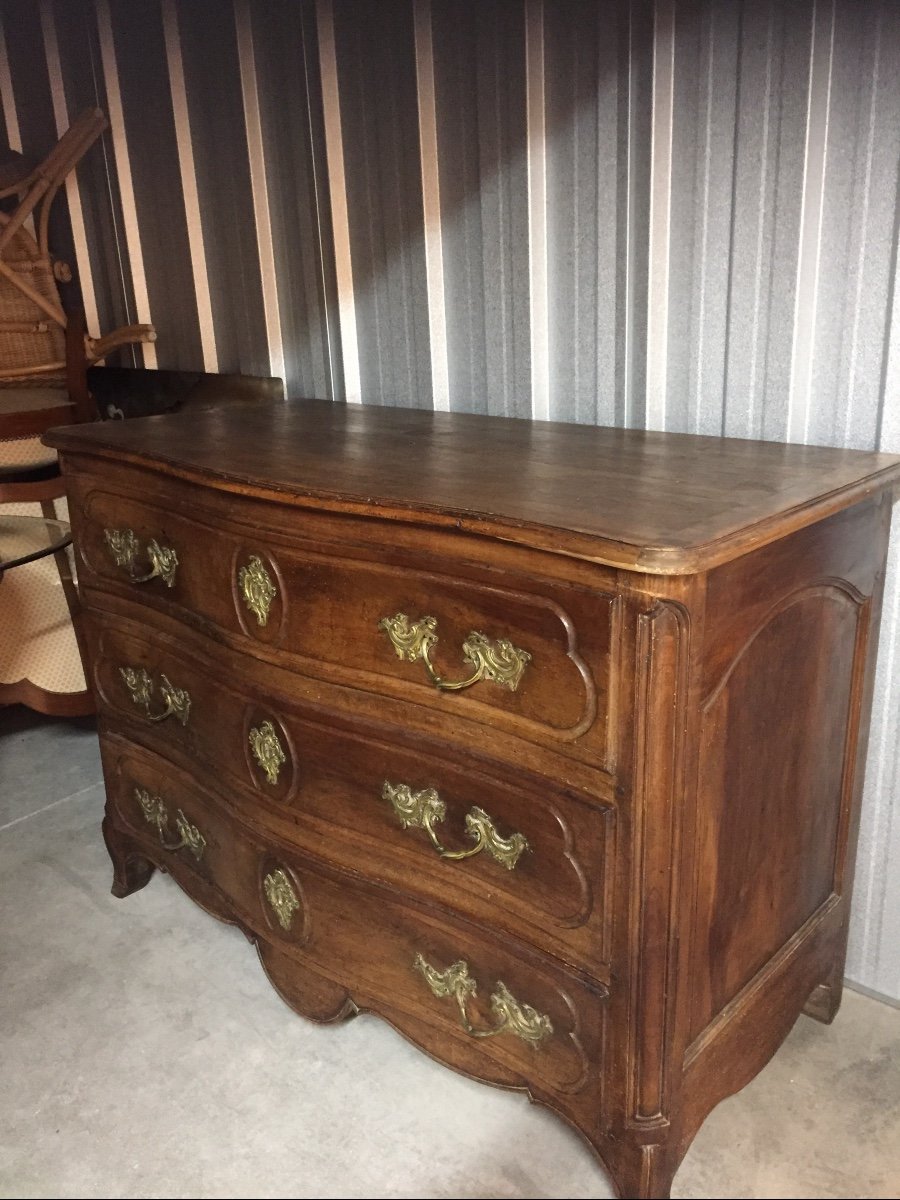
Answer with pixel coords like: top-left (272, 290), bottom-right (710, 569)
top-left (65, 309), bottom-right (97, 423)
top-left (39, 496), bottom-right (94, 710)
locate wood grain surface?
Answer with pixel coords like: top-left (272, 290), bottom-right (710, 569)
top-left (46, 398), bottom-right (900, 572)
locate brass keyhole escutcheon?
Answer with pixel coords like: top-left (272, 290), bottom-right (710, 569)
top-left (238, 555), bottom-right (277, 627)
top-left (263, 867), bottom-right (300, 931)
top-left (249, 720), bottom-right (286, 786)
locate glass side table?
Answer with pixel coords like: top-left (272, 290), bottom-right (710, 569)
top-left (0, 513), bottom-right (72, 574)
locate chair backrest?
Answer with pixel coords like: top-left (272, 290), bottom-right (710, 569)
top-left (0, 109), bottom-right (155, 387)
top-left (0, 264), bottom-right (67, 380)
top-left (0, 108), bottom-right (107, 260)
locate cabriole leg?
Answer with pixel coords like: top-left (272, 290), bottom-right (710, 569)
top-left (803, 967), bottom-right (844, 1025)
top-left (103, 816), bottom-right (155, 898)
top-left (603, 1141), bottom-right (680, 1200)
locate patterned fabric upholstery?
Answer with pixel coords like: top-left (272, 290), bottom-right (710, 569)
top-left (1, 430), bottom-right (86, 696)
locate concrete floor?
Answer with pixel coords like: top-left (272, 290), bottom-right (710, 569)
top-left (1, 708), bottom-right (898, 1200)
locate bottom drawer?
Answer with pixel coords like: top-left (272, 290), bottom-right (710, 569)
top-left (103, 734), bottom-right (608, 1106)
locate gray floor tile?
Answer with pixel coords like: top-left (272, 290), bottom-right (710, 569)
top-left (0, 706), bottom-right (101, 828)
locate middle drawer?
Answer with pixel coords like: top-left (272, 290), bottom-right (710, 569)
top-left (88, 612), bottom-right (615, 976)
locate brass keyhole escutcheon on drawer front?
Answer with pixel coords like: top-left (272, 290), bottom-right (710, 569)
top-left (104, 528), bottom-right (178, 587)
top-left (119, 667), bottom-right (191, 725)
top-left (382, 781), bottom-right (528, 871)
top-left (249, 721), bottom-right (286, 785)
top-left (135, 788), bottom-right (206, 860)
top-left (238, 555), bottom-right (277, 627)
top-left (378, 613), bottom-right (531, 693)
top-left (413, 954), bottom-right (553, 1047)
top-left (263, 868), bottom-right (300, 931)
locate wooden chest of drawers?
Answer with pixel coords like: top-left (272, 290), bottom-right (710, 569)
top-left (47, 400), bottom-right (900, 1199)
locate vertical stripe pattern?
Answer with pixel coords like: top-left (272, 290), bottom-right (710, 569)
top-left (94, 0), bottom-right (156, 367)
top-left (161, 0), bottom-right (217, 373)
top-left (787, 0), bottom-right (835, 444)
top-left (235, 0), bottom-right (284, 387)
top-left (0, 0), bottom-right (898, 999)
top-left (525, 0), bottom-right (548, 421)
top-left (0, 14), bottom-right (22, 152)
top-left (39, 0), bottom-right (100, 338)
top-left (317, 0), bottom-right (360, 403)
top-left (646, 0), bottom-right (675, 431)
top-left (414, 0), bottom-right (448, 411)
top-left (0, 8), bottom-right (36, 243)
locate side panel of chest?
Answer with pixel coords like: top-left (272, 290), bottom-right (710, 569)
top-left (687, 496), bottom-right (891, 1048)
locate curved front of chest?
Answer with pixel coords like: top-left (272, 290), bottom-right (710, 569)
top-left (70, 470), bottom-right (618, 772)
top-left (88, 613), bottom-right (616, 977)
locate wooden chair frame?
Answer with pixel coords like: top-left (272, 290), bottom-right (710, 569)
top-left (0, 106), bottom-right (155, 381)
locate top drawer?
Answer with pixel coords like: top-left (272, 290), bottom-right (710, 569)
top-left (70, 470), bottom-right (618, 770)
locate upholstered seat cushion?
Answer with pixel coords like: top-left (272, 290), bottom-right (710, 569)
top-left (0, 498), bottom-right (86, 695)
top-left (0, 386), bottom-right (70, 412)
top-left (0, 434), bottom-right (59, 472)
top-left (0, 388), bottom-right (72, 471)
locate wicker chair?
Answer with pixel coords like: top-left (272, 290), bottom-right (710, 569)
top-left (0, 106), bottom-right (155, 385)
top-left (0, 107), bottom-right (156, 716)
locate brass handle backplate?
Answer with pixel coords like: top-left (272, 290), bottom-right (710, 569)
top-left (120, 666), bottom-right (191, 725)
top-left (383, 781), bottom-right (528, 871)
top-left (104, 528), bottom-right (177, 587)
top-left (413, 953), bottom-right (553, 1046)
top-left (378, 613), bottom-right (531, 693)
top-left (135, 787), bottom-right (205, 860)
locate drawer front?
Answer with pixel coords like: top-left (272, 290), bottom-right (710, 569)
top-left (102, 735), bottom-right (607, 1103)
top-left (89, 616), bottom-right (615, 974)
top-left (72, 475), bottom-right (616, 766)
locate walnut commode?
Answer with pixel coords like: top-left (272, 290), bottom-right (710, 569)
top-left (47, 399), bottom-right (900, 1199)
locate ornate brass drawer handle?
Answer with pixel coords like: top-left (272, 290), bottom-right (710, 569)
top-left (135, 787), bottom-right (206, 860)
top-left (263, 868), bottom-right (300, 931)
top-left (378, 613), bottom-right (531, 693)
top-left (382, 781), bottom-right (528, 871)
top-left (120, 666), bottom-right (191, 726)
top-left (104, 528), bottom-right (178, 587)
top-left (413, 953), bottom-right (553, 1047)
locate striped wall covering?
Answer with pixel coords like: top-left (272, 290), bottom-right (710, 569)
top-left (1, 0), bottom-right (898, 1002)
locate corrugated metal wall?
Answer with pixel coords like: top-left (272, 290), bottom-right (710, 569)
top-left (1, 0), bottom-right (897, 1002)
